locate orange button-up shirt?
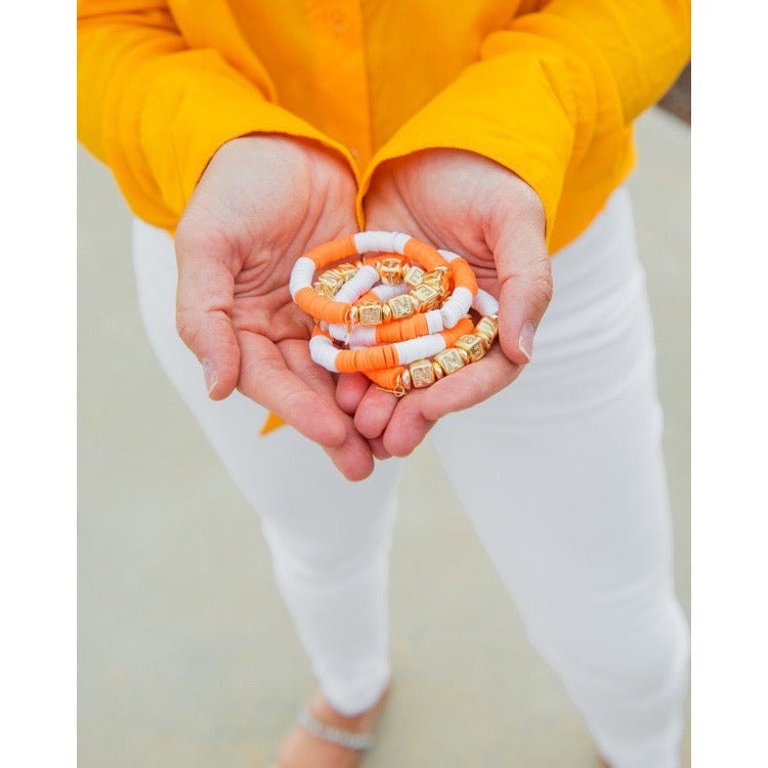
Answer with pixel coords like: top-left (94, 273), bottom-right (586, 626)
top-left (78, 0), bottom-right (690, 254)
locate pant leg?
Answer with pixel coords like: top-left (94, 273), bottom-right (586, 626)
top-left (432, 188), bottom-right (689, 768)
top-left (131, 219), bottom-right (404, 714)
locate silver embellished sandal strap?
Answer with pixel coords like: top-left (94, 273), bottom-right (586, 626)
top-left (296, 708), bottom-right (375, 751)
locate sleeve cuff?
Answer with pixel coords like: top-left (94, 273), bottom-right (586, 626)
top-left (104, 48), bottom-right (358, 230)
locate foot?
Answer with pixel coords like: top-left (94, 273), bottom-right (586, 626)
top-left (276, 687), bottom-right (390, 768)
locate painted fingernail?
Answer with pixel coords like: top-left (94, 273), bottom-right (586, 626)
top-left (518, 321), bottom-right (536, 361)
top-left (202, 358), bottom-right (217, 395)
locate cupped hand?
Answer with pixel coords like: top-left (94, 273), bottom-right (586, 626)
top-left (175, 134), bottom-right (374, 480)
top-left (337, 149), bottom-right (553, 458)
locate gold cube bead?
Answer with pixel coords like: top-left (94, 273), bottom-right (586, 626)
top-left (475, 316), bottom-right (500, 342)
top-left (403, 265), bottom-right (426, 288)
top-left (456, 347), bottom-right (471, 364)
top-left (313, 281), bottom-right (334, 298)
top-left (409, 359), bottom-right (436, 388)
top-left (410, 284), bottom-right (440, 311)
top-left (379, 257), bottom-right (404, 285)
top-left (434, 348), bottom-right (466, 375)
top-left (318, 270), bottom-right (344, 294)
top-left (336, 263), bottom-right (359, 283)
top-left (455, 334), bottom-right (487, 362)
top-left (358, 302), bottom-right (384, 326)
top-left (422, 268), bottom-right (450, 297)
top-left (386, 293), bottom-right (415, 320)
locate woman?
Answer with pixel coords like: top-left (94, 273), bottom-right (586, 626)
top-left (78, 2), bottom-right (691, 766)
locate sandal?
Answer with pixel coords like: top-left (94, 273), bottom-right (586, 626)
top-left (272, 689), bottom-right (387, 768)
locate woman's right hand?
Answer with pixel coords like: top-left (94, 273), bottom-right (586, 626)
top-left (174, 134), bottom-right (374, 481)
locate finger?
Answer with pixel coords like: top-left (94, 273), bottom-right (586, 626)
top-left (279, 340), bottom-right (375, 480)
top-left (381, 392), bottom-right (436, 458)
top-left (492, 199), bottom-right (553, 366)
top-left (382, 348), bottom-right (520, 457)
top-left (368, 435), bottom-right (392, 461)
top-left (354, 383), bottom-right (399, 440)
top-left (175, 233), bottom-right (240, 400)
top-left (279, 338), bottom-right (340, 404)
top-left (335, 372), bottom-right (371, 416)
top-left (323, 425), bottom-right (376, 481)
top-left (416, 348), bottom-right (521, 422)
top-left (238, 332), bottom-right (347, 448)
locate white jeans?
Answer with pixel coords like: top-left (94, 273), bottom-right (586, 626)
top-left (132, 187), bottom-right (689, 768)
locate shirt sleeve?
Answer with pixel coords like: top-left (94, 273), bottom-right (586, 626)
top-left (78, 0), bottom-right (357, 230)
top-left (358, 0), bottom-right (691, 246)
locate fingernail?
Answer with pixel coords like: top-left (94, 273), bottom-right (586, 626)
top-left (202, 358), bottom-right (217, 394)
top-left (518, 321), bottom-right (536, 361)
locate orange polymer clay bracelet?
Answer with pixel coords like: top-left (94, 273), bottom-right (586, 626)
top-left (289, 231), bottom-right (478, 332)
top-left (289, 231), bottom-right (500, 395)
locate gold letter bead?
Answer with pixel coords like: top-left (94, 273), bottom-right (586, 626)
top-left (403, 265), bottom-right (426, 288)
top-left (379, 257), bottom-right (403, 285)
top-left (318, 269), bottom-right (344, 294)
top-left (434, 348), bottom-right (466, 375)
top-left (422, 268), bottom-right (450, 297)
top-left (410, 284), bottom-right (440, 311)
top-left (455, 334), bottom-right (487, 362)
top-left (409, 359), bottom-right (436, 388)
top-left (387, 293), bottom-right (415, 319)
top-left (358, 303), bottom-right (384, 326)
top-left (475, 316), bottom-right (499, 342)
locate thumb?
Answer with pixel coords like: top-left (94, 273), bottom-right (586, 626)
top-left (174, 233), bottom-right (241, 400)
top-left (493, 206), bottom-right (552, 366)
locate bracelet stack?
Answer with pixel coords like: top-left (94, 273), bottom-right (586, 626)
top-left (290, 231), bottom-right (500, 396)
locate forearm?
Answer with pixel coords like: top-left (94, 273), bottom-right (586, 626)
top-left (78, 0), bottom-right (356, 229)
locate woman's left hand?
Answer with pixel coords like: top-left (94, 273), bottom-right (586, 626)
top-left (336, 149), bottom-right (553, 458)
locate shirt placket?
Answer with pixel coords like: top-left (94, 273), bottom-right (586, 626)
top-left (307, 0), bottom-right (372, 170)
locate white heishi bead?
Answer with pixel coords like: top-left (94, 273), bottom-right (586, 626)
top-left (440, 297), bottom-right (465, 329)
top-left (309, 335), bottom-right (339, 372)
top-left (354, 230), bottom-right (414, 256)
top-left (334, 265), bottom-right (379, 304)
top-left (347, 327), bottom-right (377, 347)
top-left (353, 231), bottom-right (391, 254)
top-left (289, 256), bottom-right (316, 299)
top-left (328, 324), bottom-right (349, 343)
top-left (394, 333), bottom-right (447, 366)
top-left (391, 232), bottom-right (411, 254)
top-left (425, 309), bottom-right (444, 334)
top-left (372, 283), bottom-right (409, 301)
top-left (437, 248), bottom-right (460, 262)
top-left (438, 287), bottom-right (473, 328)
top-left (474, 288), bottom-right (500, 315)
top-left (452, 286), bottom-right (474, 312)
